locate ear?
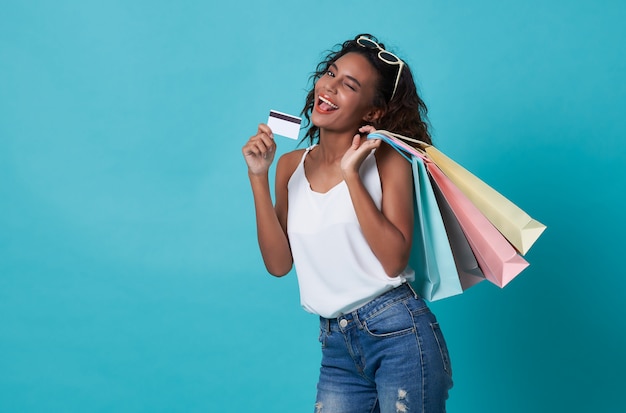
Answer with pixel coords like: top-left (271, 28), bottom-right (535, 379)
top-left (363, 107), bottom-right (384, 123)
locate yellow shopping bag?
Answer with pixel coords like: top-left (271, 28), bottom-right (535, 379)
top-left (424, 146), bottom-right (546, 255)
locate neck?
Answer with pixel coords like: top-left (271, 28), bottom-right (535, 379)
top-left (315, 129), bottom-right (356, 163)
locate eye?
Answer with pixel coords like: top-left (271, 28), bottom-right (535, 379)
top-left (326, 70), bottom-right (335, 77)
top-left (345, 83), bottom-right (356, 91)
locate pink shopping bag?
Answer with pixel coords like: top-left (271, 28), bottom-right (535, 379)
top-left (426, 160), bottom-right (529, 287)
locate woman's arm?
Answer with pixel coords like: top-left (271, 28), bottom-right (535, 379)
top-left (341, 129), bottom-right (414, 277)
top-left (242, 124), bottom-right (297, 276)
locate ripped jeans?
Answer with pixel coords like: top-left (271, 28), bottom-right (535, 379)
top-left (315, 283), bottom-right (453, 413)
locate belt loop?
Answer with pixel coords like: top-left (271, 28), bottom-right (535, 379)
top-left (406, 282), bottom-right (419, 299)
top-left (353, 310), bottom-right (363, 330)
top-left (321, 317), bottom-right (329, 333)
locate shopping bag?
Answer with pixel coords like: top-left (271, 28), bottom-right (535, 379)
top-left (410, 156), bottom-right (463, 301)
top-left (425, 146), bottom-right (546, 255)
top-left (429, 179), bottom-right (485, 290)
top-left (371, 130), bottom-right (482, 291)
top-left (427, 161), bottom-right (530, 287)
top-left (367, 129), bottom-right (542, 292)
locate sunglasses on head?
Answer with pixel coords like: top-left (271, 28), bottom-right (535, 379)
top-left (356, 36), bottom-right (404, 101)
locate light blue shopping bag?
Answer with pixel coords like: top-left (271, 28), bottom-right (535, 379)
top-left (409, 156), bottom-right (464, 301)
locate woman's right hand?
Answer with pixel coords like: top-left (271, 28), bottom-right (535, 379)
top-left (242, 123), bottom-right (276, 175)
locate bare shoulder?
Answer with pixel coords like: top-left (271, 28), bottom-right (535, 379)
top-left (276, 148), bottom-right (306, 185)
top-left (374, 142), bottom-right (412, 182)
top-left (373, 141), bottom-right (414, 233)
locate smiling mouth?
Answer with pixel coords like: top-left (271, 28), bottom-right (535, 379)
top-left (317, 96), bottom-right (339, 111)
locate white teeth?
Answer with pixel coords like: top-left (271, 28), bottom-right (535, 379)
top-left (319, 96), bottom-right (339, 109)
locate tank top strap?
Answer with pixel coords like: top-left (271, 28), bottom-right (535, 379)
top-left (293, 144), bottom-right (317, 172)
top-left (301, 144), bottom-right (316, 161)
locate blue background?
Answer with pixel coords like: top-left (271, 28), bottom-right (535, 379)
top-left (2, 1), bottom-right (625, 411)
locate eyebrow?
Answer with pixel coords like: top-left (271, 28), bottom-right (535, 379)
top-left (330, 63), bottom-right (362, 88)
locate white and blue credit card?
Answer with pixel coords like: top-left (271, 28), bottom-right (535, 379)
top-left (267, 110), bottom-right (301, 140)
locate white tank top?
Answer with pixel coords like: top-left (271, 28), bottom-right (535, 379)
top-left (287, 145), bottom-right (415, 318)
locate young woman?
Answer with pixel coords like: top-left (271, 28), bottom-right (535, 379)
top-left (242, 34), bottom-right (453, 413)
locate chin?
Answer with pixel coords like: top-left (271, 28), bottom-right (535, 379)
top-left (310, 112), bottom-right (326, 128)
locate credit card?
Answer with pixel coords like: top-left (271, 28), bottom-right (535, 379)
top-left (267, 110), bottom-right (301, 140)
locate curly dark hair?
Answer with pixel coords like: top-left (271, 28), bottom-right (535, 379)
top-left (301, 33), bottom-right (432, 146)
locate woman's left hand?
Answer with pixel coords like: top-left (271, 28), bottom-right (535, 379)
top-left (340, 125), bottom-right (381, 177)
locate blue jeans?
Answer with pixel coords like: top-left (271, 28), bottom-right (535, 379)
top-left (315, 283), bottom-right (453, 413)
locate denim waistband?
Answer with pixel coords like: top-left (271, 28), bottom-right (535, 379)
top-left (320, 283), bottom-right (419, 333)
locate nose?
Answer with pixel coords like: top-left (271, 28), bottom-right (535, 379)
top-left (323, 76), bottom-right (339, 94)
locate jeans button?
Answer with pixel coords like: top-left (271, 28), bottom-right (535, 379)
top-left (339, 319), bottom-right (348, 328)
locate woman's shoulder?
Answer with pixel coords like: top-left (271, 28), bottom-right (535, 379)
top-left (373, 141), bottom-right (413, 195)
top-left (278, 148), bottom-right (307, 169)
top-left (276, 148), bottom-right (308, 184)
top-left (374, 141), bottom-right (411, 173)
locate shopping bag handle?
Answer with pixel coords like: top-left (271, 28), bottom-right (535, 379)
top-left (378, 130), bottom-right (430, 149)
top-left (367, 130), bottom-right (430, 161)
